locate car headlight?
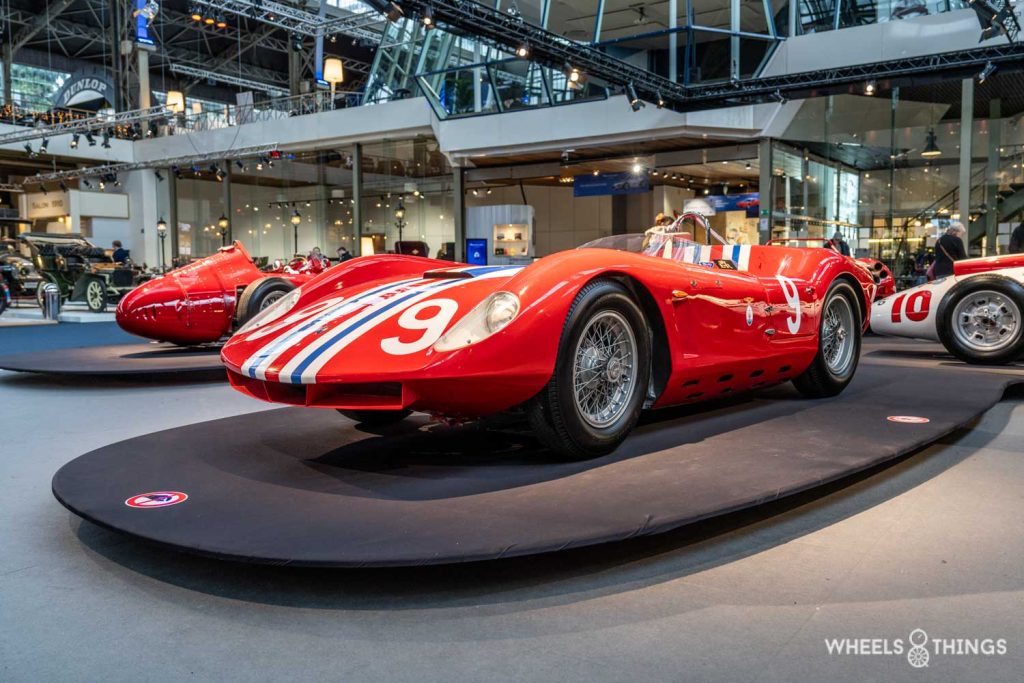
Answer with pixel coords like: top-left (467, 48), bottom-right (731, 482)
top-left (236, 287), bottom-right (301, 335)
top-left (434, 291), bottom-right (519, 352)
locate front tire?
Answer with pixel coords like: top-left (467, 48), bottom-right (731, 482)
top-left (937, 276), bottom-right (1024, 365)
top-left (528, 279), bottom-right (651, 460)
top-left (336, 409), bottom-right (411, 425)
top-left (235, 277), bottom-right (295, 327)
top-left (793, 279), bottom-right (862, 398)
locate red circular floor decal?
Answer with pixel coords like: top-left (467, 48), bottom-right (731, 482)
top-left (125, 491), bottom-right (188, 508)
top-left (887, 415), bottom-right (930, 424)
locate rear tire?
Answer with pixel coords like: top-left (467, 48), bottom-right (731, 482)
top-left (528, 279), bottom-right (651, 460)
top-left (336, 409), bottom-right (411, 425)
top-left (235, 277), bottom-right (295, 327)
top-left (793, 279), bottom-right (862, 398)
top-left (937, 275), bottom-right (1024, 365)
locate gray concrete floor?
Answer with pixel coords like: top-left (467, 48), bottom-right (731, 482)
top-left (0, 369), bottom-right (1021, 683)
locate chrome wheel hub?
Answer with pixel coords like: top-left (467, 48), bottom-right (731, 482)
top-left (572, 310), bottom-right (638, 429)
top-left (952, 291), bottom-right (1021, 352)
top-left (259, 291), bottom-right (286, 311)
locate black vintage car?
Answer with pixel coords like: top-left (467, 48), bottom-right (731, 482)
top-left (18, 233), bottom-right (142, 312)
top-left (0, 238), bottom-right (46, 303)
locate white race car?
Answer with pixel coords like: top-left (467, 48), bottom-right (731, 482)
top-left (871, 253), bottom-right (1024, 365)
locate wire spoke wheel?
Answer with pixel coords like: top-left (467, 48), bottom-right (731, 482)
top-left (821, 294), bottom-right (855, 377)
top-left (572, 310), bottom-right (638, 428)
top-left (259, 290), bottom-right (286, 311)
top-left (952, 290), bottom-right (1021, 353)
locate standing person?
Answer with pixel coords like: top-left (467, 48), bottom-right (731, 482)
top-left (832, 230), bottom-right (851, 256)
top-left (335, 245), bottom-right (353, 262)
top-left (111, 240), bottom-right (129, 263)
top-left (1009, 221), bottom-right (1024, 254)
top-left (931, 223), bottom-right (967, 279)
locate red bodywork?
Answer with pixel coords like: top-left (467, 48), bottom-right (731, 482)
top-left (953, 253), bottom-right (1024, 276)
top-left (116, 242), bottom-right (316, 345)
top-left (221, 241), bottom-right (874, 418)
top-left (856, 258), bottom-right (896, 300)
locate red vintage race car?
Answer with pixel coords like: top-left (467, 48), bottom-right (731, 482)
top-left (115, 241), bottom-right (327, 345)
top-left (857, 257), bottom-right (896, 300)
top-left (221, 214), bottom-right (874, 459)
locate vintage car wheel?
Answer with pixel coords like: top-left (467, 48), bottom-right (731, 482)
top-left (336, 409), bottom-right (412, 425)
top-left (792, 279), bottom-right (862, 398)
top-left (529, 279), bottom-right (651, 460)
top-left (235, 277), bottom-right (296, 327)
top-left (84, 279), bottom-right (107, 312)
top-left (937, 275), bottom-right (1024, 365)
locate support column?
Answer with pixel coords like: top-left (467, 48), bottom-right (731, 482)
top-left (352, 143), bottom-right (363, 255)
top-left (2, 43), bottom-right (12, 106)
top-left (985, 99), bottom-right (1001, 256)
top-left (730, 0), bottom-right (740, 80)
top-left (758, 137), bottom-right (773, 243)
top-left (959, 77), bottom-right (975, 251)
top-left (168, 172), bottom-right (179, 263)
top-left (222, 162), bottom-right (232, 244)
top-left (125, 169), bottom-right (161, 268)
top-left (668, 0), bottom-right (677, 82)
top-left (453, 166), bottom-right (466, 262)
top-left (137, 45), bottom-right (153, 109)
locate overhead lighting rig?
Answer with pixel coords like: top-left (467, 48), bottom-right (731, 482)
top-left (20, 144), bottom-right (282, 188)
top-left (193, 0), bottom-right (384, 41)
top-left (0, 105), bottom-right (170, 147)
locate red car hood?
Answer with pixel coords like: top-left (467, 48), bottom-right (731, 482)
top-left (221, 263), bottom-right (524, 385)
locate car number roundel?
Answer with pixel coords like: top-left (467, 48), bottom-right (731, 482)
top-left (380, 298), bottom-right (459, 355)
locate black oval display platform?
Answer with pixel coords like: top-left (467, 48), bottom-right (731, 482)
top-left (52, 340), bottom-right (1022, 567)
top-left (0, 343), bottom-right (224, 377)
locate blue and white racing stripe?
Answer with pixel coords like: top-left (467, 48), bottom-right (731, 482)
top-left (242, 265), bottom-right (522, 383)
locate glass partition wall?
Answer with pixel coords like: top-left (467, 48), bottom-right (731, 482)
top-left (170, 137), bottom-right (455, 263)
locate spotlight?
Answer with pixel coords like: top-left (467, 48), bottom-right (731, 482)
top-left (204, 15), bottom-right (215, 25)
top-left (864, 80), bottom-right (876, 96)
top-left (190, 6), bottom-right (202, 21)
top-left (771, 90), bottom-right (787, 104)
top-left (98, 179), bottom-right (106, 190)
top-left (745, 161), bottom-right (752, 170)
top-left (235, 160), bottom-right (245, 171)
top-left (421, 5), bottom-right (434, 28)
top-left (81, 179), bottom-right (91, 188)
top-left (656, 91), bottom-right (665, 108)
top-left (626, 82), bottom-right (644, 111)
top-left (486, 188), bottom-right (492, 195)
top-left (171, 165), bottom-right (183, 179)
top-left (566, 65), bottom-right (581, 85)
top-left (291, 34), bottom-right (303, 51)
top-left (631, 162), bottom-right (643, 175)
top-left (85, 131), bottom-right (96, 146)
top-left (101, 130), bottom-right (111, 148)
top-left (148, 121), bottom-right (158, 137)
top-left (256, 159), bottom-right (264, 171)
top-left (471, 188), bottom-right (479, 196)
top-left (515, 44), bottom-right (530, 58)
top-left (23, 142), bottom-right (33, 156)
top-left (70, 133), bottom-right (80, 149)
top-left (59, 181), bottom-right (67, 192)
top-left (978, 61), bottom-right (997, 83)
top-left (154, 170), bottom-right (164, 182)
top-left (215, 16), bottom-right (227, 29)
top-left (112, 174), bottom-right (121, 187)
top-left (330, 34), bottom-right (337, 43)
top-left (40, 184), bottom-right (48, 195)
top-left (365, 0), bottom-right (404, 21)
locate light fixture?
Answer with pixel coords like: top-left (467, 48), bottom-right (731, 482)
top-left (166, 90), bottom-right (185, 113)
top-left (69, 133), bottom-right (80, 149)
top-left (40, 184), bottom-right (48, 195)
top-left (291, 33), bottom-right (303, 51)
top-left (745, 161), bottom-right (752, 170)
top-left (290, 210), bottom-right (302, 225)
top-left (98, 178), bottom-right (106, 190)
top-left (593, 169), bottom-right (600, 176)
top-left (394, 202), bottom-right (406, 220)
top-left (323, 57), bottom-right (345, 97)
top-left (235, 160), bottom-right (245, 171)
top-left (515, 44), bottom-right (530, 58)
top-left (157, 217), bottom-right (167, 233)
top-left (23, 142), bottom-right (33, 156)
top-left (218, 214), bottom-right (229, 230)
top-left (864, 80), bottom-right (876, 96)
top-left (190, 6), bottom-right (202, 22)
top-left (978, 61), bottom-right (997, 83)
top-left (771, 90), bottom-right (787, 104)
top-left (921, 129), bottom-right (942, 157)
top-left (101, 130), bottom-right (111, 148)
top-left (421, 5), bottom-right (434, 27)
top-left (631, 162), bottom-right (643, 175)
top-left (85, 131), bottom-right (96, 146)
top-left (58, 181), bottom-right (68, 192)
top-left (655, 91), bottom-right (665, 108)
top-left (154, 170), bottom-right (164, 182)
top-left (626, 82), bottom-right (643, 111)
top-left (215, 16), bottom-right (227, 29)
top-left (204, 15), bottom-right (215, 25)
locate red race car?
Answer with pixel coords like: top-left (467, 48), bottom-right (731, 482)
top-left (116, 241), bottom-right (327, 346)
top-left (221, 214), bottom-right (874, 459)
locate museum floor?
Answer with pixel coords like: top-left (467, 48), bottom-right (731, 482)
top-left (1, 325), bottom-right (1022, 682)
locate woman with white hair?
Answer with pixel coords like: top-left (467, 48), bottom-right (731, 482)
top-left (931, 222), bottom-right (967, 279)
